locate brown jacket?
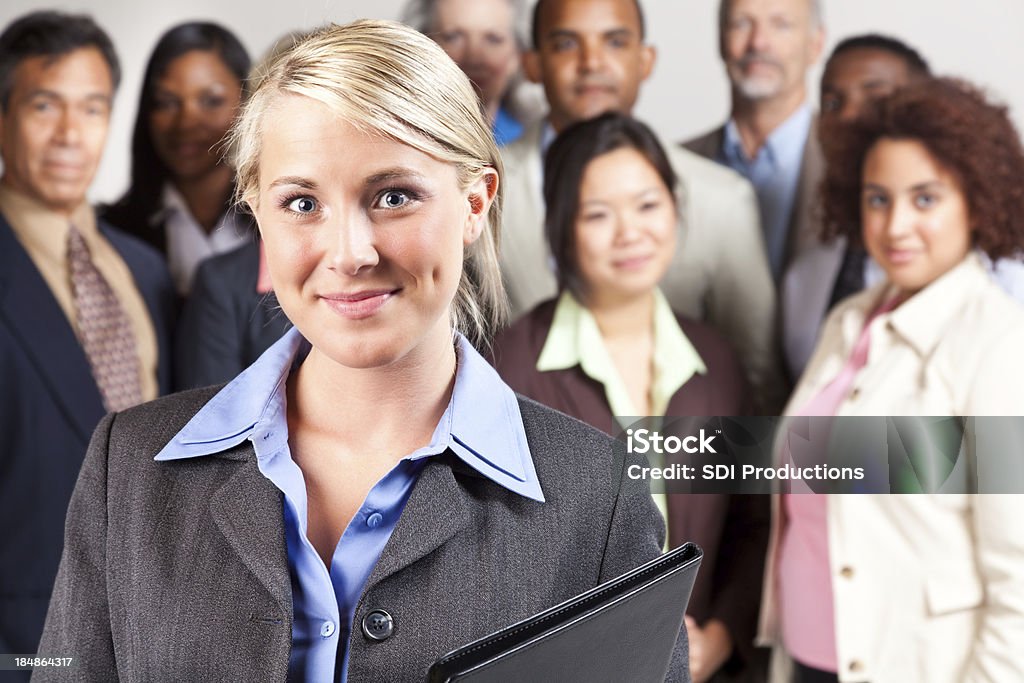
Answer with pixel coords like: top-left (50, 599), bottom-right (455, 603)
top-left (491, 299), bottom-right (769, 680)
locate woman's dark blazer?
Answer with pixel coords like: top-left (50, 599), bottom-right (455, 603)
top-left (491, 298), bottom-right (770, 681)
top-left (175, 240), bottom-right (291, 390)
top-left (35, 386), bottom-right (689, 681)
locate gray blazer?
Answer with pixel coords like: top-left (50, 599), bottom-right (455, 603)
top-left (35, 387), bottom-right (688, 682)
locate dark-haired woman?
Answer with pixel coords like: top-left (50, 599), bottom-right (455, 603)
top-left (491, 113), bottom-right (768, 683)
top-left (760, 78), bottom-right (1024, 683)
top-left (102, 22), bottom-right (251, 296)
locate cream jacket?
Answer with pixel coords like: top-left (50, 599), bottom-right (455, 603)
top-left (758, 254), bottom-right (1024, 682)
top-left (499, 121), bottom-right (784, 410)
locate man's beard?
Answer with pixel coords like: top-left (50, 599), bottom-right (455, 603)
top-left (730, 55), bottom-right (785, 101)
top-left (735, 74), bottom-right (784, 100)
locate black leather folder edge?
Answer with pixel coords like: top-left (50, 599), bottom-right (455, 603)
top-left (428, 542), bottom-right (703, 682)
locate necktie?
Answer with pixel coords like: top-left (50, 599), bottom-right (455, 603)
top-left (67, 224), bottom-right (144, 412)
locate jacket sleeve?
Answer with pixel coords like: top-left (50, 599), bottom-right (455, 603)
top-left (961, 493), bottom-right (1024, 682)
top-left (960, 328), bottom-right (1024, 682)
top-left (33, 413), bottom-right (118, 682)
top-left (600, 441), bottom-right (690, 683)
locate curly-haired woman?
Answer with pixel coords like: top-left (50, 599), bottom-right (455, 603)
top-left (759, 77), bottom-right (1024, 683)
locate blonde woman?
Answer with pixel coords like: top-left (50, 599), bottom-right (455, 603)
top-left (36, 21), bottom-right (682, 681)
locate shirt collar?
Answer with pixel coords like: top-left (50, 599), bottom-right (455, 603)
top-left (882, 252), bottom-right (991, 357)
top-left (540, 120), bottom-right (558, 159)
top-left (154, 183), bottom-right (243, 229)
top-left (536, 290), bottom-right (706, 416)
top-left (492, 106), bottom-right (525, 146)
top-left (155, 326), bottom-right (544, 502)
top-left (0, 182), bottom-right (97, 259)
top-left (722, 104), bottom-right (813, 168)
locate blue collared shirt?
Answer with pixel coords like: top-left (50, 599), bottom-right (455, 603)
top-left (492, 106), bottom-right (525, 147)
top-left (155, 327), bottom-right (544, 682)
top-left (720, 105), bottom-right (813, 281)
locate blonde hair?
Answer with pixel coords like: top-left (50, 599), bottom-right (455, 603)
top-left (229, 19), bottom-right (507, 348)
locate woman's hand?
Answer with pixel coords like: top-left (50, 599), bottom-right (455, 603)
top-left (685, 616), bottom-right (734, 683)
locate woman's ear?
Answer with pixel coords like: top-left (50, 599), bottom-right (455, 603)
top-left (464, 168), bottom-right (499, 246)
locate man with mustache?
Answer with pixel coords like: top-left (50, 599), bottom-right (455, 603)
top-left (501, 0), bottom-right (784, 413)
top-left (685, 0), bottom-right (825, 289)
top-left (0, 11), bottom-right (173, 667)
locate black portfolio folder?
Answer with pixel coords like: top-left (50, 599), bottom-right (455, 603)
top-left (428, 542), bottom-right (702, 682)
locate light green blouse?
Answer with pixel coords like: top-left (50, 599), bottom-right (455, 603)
top-left (536, 288), bottom-right (707, 418)
top-left (536, 289), bottom-right (707, 540)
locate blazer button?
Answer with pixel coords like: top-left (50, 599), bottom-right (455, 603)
top-left (839, 566), bottom-right (855, 579)
top-left (849, 659), bottom-right (864, 674)
top-left (362, 609), bottom-right (395, 641)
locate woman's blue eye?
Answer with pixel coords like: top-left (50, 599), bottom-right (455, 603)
top-left (864, 194), bottom-right (888, 209)
top-left (378, 191), bottom-right (409, 209)
top-left (288, 197), bottom-right (317, 213)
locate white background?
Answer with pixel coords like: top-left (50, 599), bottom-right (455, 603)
top-left (2, 0), bottom-right (1022, 203)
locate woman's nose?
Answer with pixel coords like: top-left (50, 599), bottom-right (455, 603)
top-left (329, 215), bottom-right (379, 275)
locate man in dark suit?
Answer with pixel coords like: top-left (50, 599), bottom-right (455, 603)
top-left (0, 11), bottom-right (174, 663)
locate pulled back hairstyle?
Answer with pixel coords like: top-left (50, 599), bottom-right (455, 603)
top-left (542, 112), bottom-right (677, 301)
top-left (821, 77), bottom-right (1024, 260)
top-left (229, 20), bottom-right (507, 348)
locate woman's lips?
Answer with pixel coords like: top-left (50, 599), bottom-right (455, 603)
top-left (167, 141), bottom-right (213, 159)
top-left (319, 289), bottom-right (398, 320)
top-left (612, 254), bottom-right (654, 271)
top-left (884, 248), bottom-right (919, 265)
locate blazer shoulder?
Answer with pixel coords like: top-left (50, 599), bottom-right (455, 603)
top-left (517, 394), bottom-right (618, 466)
top-left (491, 299), bottom-right (556, 364)
top-left (107, 385), bottom-right (224, 456)
top-left (680, 126), bottom-right (724, 160)
top-left (667, 143), bottom-right (754, 198)
top-left (194, 239), bottom-right (260, 284)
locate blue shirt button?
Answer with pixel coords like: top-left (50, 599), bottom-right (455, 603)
top-left (320, 620), bottom-right (336, 638)
top-left (366, 512), bottom-right (383, 528)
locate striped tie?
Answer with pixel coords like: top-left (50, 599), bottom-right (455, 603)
top-left (67, 224), bottom-right (144, 412)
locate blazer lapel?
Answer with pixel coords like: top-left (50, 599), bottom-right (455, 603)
top-left (365, 456), bottom-right (473, 588)
top-left (208, 449), bottom-right (292, 617)
top-left (681, 126), bottom-right (726, 162)
top-left (784, 115), bottom-right (826, 269)
top-left (0, 216), bottom-right (104, 443)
